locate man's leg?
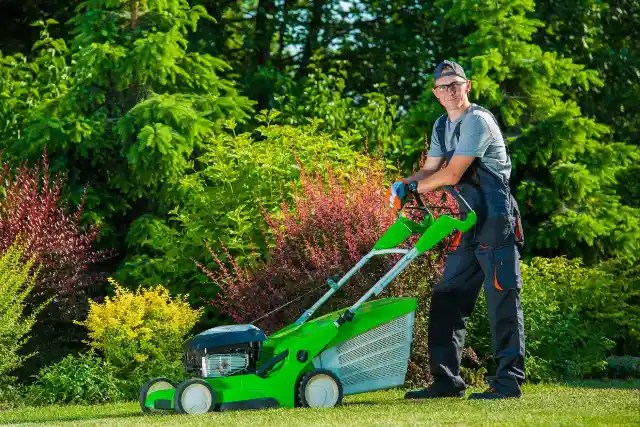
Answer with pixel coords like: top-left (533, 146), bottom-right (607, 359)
top-left (405, 235), bottom-right (484, 399)
top-left (472, 243), bottom-right (526, 399)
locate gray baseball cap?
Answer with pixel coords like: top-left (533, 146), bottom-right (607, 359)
top-left (434, 60), bottom-right (467, 80)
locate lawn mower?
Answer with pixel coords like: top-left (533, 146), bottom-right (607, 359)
top-left (139, 185), bottom-right (476, 415)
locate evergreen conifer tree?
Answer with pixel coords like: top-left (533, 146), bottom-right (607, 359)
top-left (4, 0), bottom-right (253, 249)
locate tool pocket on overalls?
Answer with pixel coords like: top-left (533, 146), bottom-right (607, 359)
top-left (447, 230), bottom-right (463, 252)
top-left (492, 246), bottom-right (522, 291)
top-left (510, 194), bottom-right (525, 252)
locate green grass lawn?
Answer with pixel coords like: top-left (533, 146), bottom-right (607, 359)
top-left (1, 381), bottom-right (638, 426)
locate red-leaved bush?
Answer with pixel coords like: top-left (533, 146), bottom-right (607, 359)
top-left (0, 153), bottom-right (111, 299)
top-left (200, 154), bottom-right (457, 324)
top-left (0, 152), bottom-right (113, 379)
top-left (197, 149), bottom-right (464, 385)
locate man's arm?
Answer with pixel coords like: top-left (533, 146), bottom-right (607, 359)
top-left (415, 155), bottom-right (476, 193)
top-left (414, 114), bottom-right (492, 193)
top-left (404, 155), bottom-right (445, 183)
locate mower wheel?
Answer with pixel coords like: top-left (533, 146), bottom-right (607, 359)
top-left (174, 378), bottom-right (216, 415)
top-left (139, 377), bottom-right (176, 414)
top-left (297, 369), bottom-right (343, 408)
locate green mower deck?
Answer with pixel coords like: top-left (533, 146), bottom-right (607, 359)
top-left (143, 297), bottom-right (417, 412)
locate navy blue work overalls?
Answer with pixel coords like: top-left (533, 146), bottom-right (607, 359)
top-left (428, 105), bottom-right (526, 397)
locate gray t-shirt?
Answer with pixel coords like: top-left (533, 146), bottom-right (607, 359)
top-left (428, 104), bottom-right (511, 184)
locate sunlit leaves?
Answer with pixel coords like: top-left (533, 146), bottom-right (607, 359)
top-left (402, 0), bottom-right (640, 263)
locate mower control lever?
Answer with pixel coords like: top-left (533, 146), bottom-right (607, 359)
top-left (327, 275), bottom-right (341, 290)
top-left (256, 349), bottom-right (289, 378)
top-left (335, 310), bottom-right (354, 326)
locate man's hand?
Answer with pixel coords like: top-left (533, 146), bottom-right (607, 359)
top-left (387, 153), bottom-right (475, 210)
top-left (389, 180), bottom-right (409, 208)
top-left (388, 156), bottom-right (444, 210)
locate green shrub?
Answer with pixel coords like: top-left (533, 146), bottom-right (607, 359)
top-left (0, 376), bottom-right (28, 409)
top-left (29, 351), bottom-right (123, 405)
top-left (77, 278), bottom-right (202, 398)
top-left (591, 258), bottom-right (640, 356)
top-left (116, 114), bottom-right (381, 328)
top-left (466, 256), bottom-right (638, 382)
top-left (0, 240), bottom-right (46, 381)
top-left (273, 57), bottom-right (404, 159)
top-left (606, 356), bottom-right (640, 379)
top-left (0, 153), bottom-right (111, 383)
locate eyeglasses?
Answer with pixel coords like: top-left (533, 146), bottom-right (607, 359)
top-left (433, 81), bottom-right (467, 94)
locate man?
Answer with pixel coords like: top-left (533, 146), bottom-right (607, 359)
top-left (390, 60), bottom-right (526, 400)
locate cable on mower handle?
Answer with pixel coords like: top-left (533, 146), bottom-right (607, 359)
top-left (404, 183), bottom-right (473, 216)
top-left (442, 185), bottom-right (473, 212)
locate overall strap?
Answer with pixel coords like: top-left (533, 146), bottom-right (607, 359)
top-left (435, 114), bottom-right (462, 155)
top-left (436, 113), bottom-right (476, 187)
top-left (467, 105), bottom-right (525, 249)
top-left (435, 114), bottom-right (447, 154)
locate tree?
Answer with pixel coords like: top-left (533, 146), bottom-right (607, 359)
top-left (530, 0), bottom-right (640, 210)
top-left (0, 20), bottom-right (71, 147)
top-left (0, 0), bottom-right (74, 54)
top-left (531, 0), bottom-right (640, 147)
top-left (325, 0), bottom-right (470, 112)
top-left (2, 0), bottom-right (254, 258)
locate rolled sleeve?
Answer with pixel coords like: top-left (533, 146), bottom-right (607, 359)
top-left (453, 115), bottom-right (492, 157)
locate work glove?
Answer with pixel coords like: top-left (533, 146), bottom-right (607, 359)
top-left (388, 179), bottom-right (417, 209)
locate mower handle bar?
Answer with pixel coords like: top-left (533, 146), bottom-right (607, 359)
top-left (294, 184), bottom-right (475, 328)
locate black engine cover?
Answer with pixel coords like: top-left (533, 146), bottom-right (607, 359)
top-left (182, 324), bottom-right (267, 377)
top-left (183, 324), bottom-right (267, 351)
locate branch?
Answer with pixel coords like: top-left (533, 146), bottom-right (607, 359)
top-left (275, 49), bottom-right (306, 67)
top-left (130, 0), bottom-right (137, 29)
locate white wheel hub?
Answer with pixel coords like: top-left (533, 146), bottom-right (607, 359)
top-left (180, 383), bottom-right (213, 414)
top-left (305, 374), bottom-right (340, 408)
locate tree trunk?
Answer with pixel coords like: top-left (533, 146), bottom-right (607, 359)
top-left (254, 0), bottom-right (277, 110)
top-left (277, 0), bottom-right (291, 69)
top-left (130, 0), bottom-right (137, 29)
top-left (255, 0), bottom-right (276, 66)
top-left (299, 0), bottom-right (327, 77)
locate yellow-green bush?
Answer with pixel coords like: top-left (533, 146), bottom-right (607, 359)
top-left (0, 240), bottom-right (46, 381)
top-left (77, 278), bottom-right (203, 397)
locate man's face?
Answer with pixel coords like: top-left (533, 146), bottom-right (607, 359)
top-left (432, 73), bottom-right (470, 109)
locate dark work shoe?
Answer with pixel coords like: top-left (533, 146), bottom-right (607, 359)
top-left (468, 387), bottom-right (520, 400)
top-left (404, 388), bottom-right (465, 399)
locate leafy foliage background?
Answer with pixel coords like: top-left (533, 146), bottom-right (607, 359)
top-left (0, 0), bottom-right (638, 395)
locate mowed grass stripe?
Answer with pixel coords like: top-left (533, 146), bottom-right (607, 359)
top-left (0, 381), bottom-right (638, 426)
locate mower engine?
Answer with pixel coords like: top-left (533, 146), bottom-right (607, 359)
top-left (183, 324), bottom-right (267, 379)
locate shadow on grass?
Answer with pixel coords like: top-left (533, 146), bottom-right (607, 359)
top-left (0, 410), bottom-right (153, 425)
top-left (562, 379), bottom-right (640, 390)
top-left (341, 401), bottom-right (389, 407)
